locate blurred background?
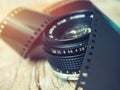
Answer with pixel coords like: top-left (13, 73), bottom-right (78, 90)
top-left (0, 0), bottom-right (60, 21)
top-left (0, 0), bottom-right (120, 26)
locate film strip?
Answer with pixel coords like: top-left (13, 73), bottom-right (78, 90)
top-left (0, 7), bottom-right (54, 58)
top-left (75, 6), bottom-right (120, 90)
top-left (0, 0), bottom-right (92, 59)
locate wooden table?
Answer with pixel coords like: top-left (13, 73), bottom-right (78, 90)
top-left (0, 0), bottom-right (120, 90)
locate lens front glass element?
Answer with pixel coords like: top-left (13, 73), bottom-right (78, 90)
top-left (48, 11), bottom-right (93, 41)
top-left (60, 24), bottom-right (91, 40)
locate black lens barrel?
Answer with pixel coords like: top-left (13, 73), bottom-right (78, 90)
top-left (42, 10), bottom-right (93, 75)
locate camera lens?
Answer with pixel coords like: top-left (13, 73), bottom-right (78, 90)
top-left (42, 10), bottom-right (93, 80)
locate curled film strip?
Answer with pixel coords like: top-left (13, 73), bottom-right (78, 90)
top-left (0, 7), bottom-right (54, 58)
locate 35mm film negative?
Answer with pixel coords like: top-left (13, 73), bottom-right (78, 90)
top-left (0, 7), bottom-right (54, 59)
top-left (76, 5), bottom-right (120, 90)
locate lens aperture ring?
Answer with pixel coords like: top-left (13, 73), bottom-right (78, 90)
top-left (44, 40), bottom-right (88, 56)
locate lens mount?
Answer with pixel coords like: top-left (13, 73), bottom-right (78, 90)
top-left (42, 10), bottom-right (93, 80)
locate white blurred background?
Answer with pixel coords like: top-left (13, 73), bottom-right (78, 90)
top-left (0, 0), bottom-right (120, 26)
top-left (0, 0), bottom-right (61, 21)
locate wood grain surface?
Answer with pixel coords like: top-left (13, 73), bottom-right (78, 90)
top-left (0, 0), bottom-right (120, 90)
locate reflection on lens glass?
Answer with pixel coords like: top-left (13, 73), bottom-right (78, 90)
top-left (60, 24), bottom-right (91, 40)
